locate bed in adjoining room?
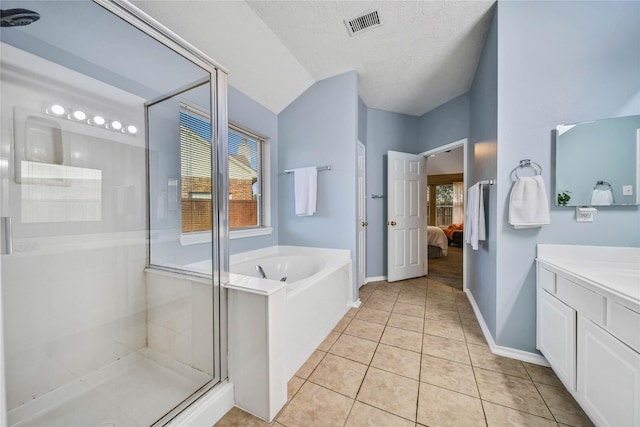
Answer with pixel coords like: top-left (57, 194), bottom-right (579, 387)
top-left (427, 226), bottom-right (449, 258)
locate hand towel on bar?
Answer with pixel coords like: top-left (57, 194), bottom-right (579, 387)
top-left (293, 167), bottom-right (317, 216)
top-left (508, 175), bottom-right (550, 229)
top-left (591, 189), bottom-right (613, 205)
top-left (465, 183), bottom-right (486, 250)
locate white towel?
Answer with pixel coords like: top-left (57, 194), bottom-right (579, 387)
top-left (465, 183), bottom-right (486, 250)
top-left (591, 189), bottom-right (613, 205)
top-left (293, 167), bottom-right (317, 216)
top-left (508, 175), bottom-right (550, 229)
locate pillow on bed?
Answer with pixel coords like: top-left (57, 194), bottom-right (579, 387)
top-left (443, 223), bottom-right (463, 240)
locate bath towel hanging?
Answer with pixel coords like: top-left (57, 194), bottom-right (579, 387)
top-left (465, 182), bottom-right (486, 250)
top-left (508, 175), bottom-right (550, 228)
top-left (293, 167), bottom-right (317, 216)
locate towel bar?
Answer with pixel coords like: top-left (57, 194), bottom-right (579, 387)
top-left (283, 165), bottom-right (331, 174)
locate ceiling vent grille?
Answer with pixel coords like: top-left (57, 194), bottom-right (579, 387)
top-left (345, 10), bottom-right (382, 37)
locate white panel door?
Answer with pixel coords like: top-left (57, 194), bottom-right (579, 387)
top-left (387, 151), bottom-right (425, 282)
top-left (357, 142), bottom-right (367, 288)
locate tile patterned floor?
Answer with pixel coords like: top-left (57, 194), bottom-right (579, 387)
top-left (214, 278), bottom-right (594, 427)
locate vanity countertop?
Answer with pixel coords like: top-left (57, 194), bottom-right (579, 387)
top-left (537, 244), bottom-right (640, 305)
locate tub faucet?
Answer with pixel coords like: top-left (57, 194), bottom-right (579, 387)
top-left (256, 265), bottom-right (267, 279)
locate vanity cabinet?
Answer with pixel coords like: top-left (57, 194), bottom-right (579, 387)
top-left (536, 245), bottom-right (640, 427)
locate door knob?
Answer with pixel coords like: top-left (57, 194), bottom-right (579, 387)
top-left (388, 221), bottom-right (396, 226)
top-left (362, 221), bottom-right (368, 227)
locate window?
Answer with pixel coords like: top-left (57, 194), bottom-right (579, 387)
top-left (180, 103), bottom-right (269, 239)
top-left (427, 173), bottom-right (463, 227)
top-left (228, 127), bottom-right (262, 229)
top-left (435, 184), bottom-right (453, 226)
top-left (180, 106), bottom-right (212, 233)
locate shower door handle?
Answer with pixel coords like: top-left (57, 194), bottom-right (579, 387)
top-left (1, 216), bottom-right (12, 255)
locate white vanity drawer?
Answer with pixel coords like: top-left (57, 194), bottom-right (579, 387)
top-left (608, 301), bottom-right (640, 353)
top-left (538, 264), bottom-right (556, 294)
top-left (556, 276), bottom-right (604, 324)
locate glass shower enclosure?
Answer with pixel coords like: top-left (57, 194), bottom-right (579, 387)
top-left (0, 1), bottom-right (227, 425)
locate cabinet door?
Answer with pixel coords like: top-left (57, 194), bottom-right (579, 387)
top-left (538, 290), bottom-right (576, 391)
top-left (578, 316), bottom-right (640, 427)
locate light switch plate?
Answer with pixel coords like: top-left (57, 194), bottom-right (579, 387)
top-left (622, 185), bottom-right (633, 196)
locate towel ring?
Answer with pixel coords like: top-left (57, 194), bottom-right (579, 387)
top-left (512, 159), bottom-right (542, 179)
top-left (593, 180), bottom-right (612, 190)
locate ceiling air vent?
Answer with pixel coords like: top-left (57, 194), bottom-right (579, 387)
top-left (344, 10), bottom-right (382, 37)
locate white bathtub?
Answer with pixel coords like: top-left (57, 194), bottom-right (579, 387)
top-left (187, 247), bottom-right (353, 377)
top-left (232, 255), bottom-right (324, 285)
top-left (183, 246), bottom-right (352, 420)
top-left (234, 246), bottom-right (353, 375)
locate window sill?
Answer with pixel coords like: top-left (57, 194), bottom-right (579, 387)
top-left (180, 227), bottom-right (273, 246)
top-left (230, 227), bottom-right (273, 240)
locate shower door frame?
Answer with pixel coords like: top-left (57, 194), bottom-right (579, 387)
top-left (93, 0), bottom-right (230, 422)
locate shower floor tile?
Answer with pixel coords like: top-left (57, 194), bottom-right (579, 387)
top-left (15, 390), bottom-right (141, 427)
top-left (11, 351), bottom-right (212, 427)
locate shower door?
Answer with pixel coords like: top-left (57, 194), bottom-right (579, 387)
top-left (0, 1), bottom-right (226, 426)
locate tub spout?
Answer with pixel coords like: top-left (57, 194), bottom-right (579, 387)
top-left (256, 265), bottom-right (267, 279)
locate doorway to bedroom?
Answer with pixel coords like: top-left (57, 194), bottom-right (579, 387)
top-left (423, 140), bottom-right (465, 290)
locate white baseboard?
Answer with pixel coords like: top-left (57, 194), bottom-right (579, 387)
top-left (352, 299), bottom-right (362, 308)
top-left (365, 276), bottom-right (387, 283)
top-left (168, 381), bottom-right (234, 426)
top-left (464, 289), bottom-right (550, 367)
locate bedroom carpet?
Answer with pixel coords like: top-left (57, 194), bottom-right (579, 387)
top-left (427, 245), bottom-right (463, 289)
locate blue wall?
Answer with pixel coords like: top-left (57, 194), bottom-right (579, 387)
top-left (358, 97), bottom-right (368, 144)
top-left (364, 108), bottom-right (420, 278)
top-left (362, 91), bottom-right (472, 279)
top-left (278, 71), bottom-right (360, 298)
top-left (495, 0), bottom-right (640, 352)
top-left (468, 10), bottom-right (498, 341)
top-left (418, 94), bottom-right (470, 151)
top-left (228, 86), bottom-right (279, 255)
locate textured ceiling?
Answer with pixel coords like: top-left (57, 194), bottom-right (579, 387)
top-left (247, 1), bottom-right (495, 116)
top-left (132, 0), bottom-right (316, 113)
top-left (134, 0), bottom-right (495, 116)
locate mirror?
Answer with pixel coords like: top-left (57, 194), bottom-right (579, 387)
top-left (555, 115), bottom-right (640, 206)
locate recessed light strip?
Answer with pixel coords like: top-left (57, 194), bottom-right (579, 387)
top-left (45, 104), bottom-right (138, 136)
